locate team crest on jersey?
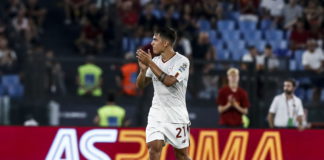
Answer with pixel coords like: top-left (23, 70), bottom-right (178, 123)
top-left (178, 63), bottom-right (187, 73)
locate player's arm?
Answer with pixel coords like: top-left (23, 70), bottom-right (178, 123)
top-left (136, 66), bottom-right (151, 89)
top-left (147, 61), bottom-right (177, 87)
top-left (233, 101), bottom-right (248, 115)
top-left (137, 49), bottom-right (177, 87)
top-left (267, 113), bottom-right (275, 128)
top-left (218, 103), bottom-right (231, 114)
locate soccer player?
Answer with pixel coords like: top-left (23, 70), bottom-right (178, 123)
top-left (136, 27), bottom-right (191, 160)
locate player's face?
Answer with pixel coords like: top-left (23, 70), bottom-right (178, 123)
top-left (284, 81), bottom-right (294, 95)
top-left (151, 34), bottom-right (166, 54)
top-left (228, 73), bottom-right (239, 85)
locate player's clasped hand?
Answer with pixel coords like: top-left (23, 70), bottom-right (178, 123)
top-left (136, 49), bottom-right (152, 66)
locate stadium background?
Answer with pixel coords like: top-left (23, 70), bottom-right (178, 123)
top-left (0, 0), bottom-right (324, 159)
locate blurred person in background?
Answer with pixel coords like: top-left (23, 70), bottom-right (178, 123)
top-left (12, 8), bottom-right (37, 42)
top-left (0, 36), bottom-right (19, 75)
top-left (77, 56), bottom-right (103, 97)
top-left (289, 19), bottom-right (309, 50)
top-left (267, 79), bottom-right (305, 130)
top-left (64, 0), bottom-right (89, 24)
top-left (119, 52), bottom-right (139, 97)
top-left (239, 0), bottom-right (259, 22)
top-left (304, 0), bottom-right (323, 28)
top-left (216, 68), bottom-right (250, 128)
top-left (241, 45), bottom-right (262, 70)
top-left (94, 93), bottom-right (129, 127)
top-left (25, 0), bottom-right (47, 32)
top-left (302, 39), bottom-right (324, 102)
top-left (258, 44), bottom-right (280, 71)
top-left (282, 0), bottom-right (303, 30)
top-left (76, 18), bottom-right (104, 55)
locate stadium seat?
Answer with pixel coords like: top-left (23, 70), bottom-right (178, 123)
top-left (7, 84), bottom-right (24, 98)
top-left (243, 30), bottom-right (262, 42)
top-left (212, 40), bottom-right (225, 51)
top-left (141, 37), bottom-right (152, 46)
top-left (216, 49), bottom-right (230, 60)
top-left (247, 40), bottom-right (266, 51)
top-left (217, 20), bottom-right (235, 32)
top-left (265, 30), bottom-right (284, 41)
top-left (260, 19), bottom-right (273, 30)
top-left (226, 40), bottom-right (246, 52)
top-left (294, 50), bottom-right (304, 70)
top-left (268, 40), bottom-right (288, 50)
top-left (289, 59), bottom-right (297, 71)
top-left (1, 75), bottom-right (20, 86)
top-left (197, 19), bottom-right (211, 32)
top-left (221, 30), bottom-right (241, 41)
top-left (208, 30), bottom-right (217, 43)
top-left (231, 49), bottom-right (246, 61)
top-left (228, 11), bottom-right (240, 21)
top-left (238, 20), bottom-right (257, 32)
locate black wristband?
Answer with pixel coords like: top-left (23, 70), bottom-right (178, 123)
top-left (159, 73), bottom-right (166, 82)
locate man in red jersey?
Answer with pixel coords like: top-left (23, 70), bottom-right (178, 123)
top-left (216, 68), bottom-right (250, 128)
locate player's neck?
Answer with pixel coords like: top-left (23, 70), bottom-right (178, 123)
top-left (229, 84), bottom-right (238, 91)
top-left (285, 94), bottom-right (293, 99)
top-left (161, 48), bottom-right (176, 62)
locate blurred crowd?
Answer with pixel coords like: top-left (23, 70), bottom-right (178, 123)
top-left (0, 0), bottom-right (323, 103)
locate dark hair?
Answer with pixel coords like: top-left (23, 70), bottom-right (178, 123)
top-left (265, 44), bottom-right (272, 49)
top-left (107, 93), bottom-right (115, 102)
top-left (154, 27), bottom-right (177, 46)
top-left (285, 79), bottom-right (296, 87)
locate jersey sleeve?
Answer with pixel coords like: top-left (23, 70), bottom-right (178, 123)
top-left (170, 58), bottom-right (190, 82)
top-left (241, 90), bottom-right (250, 108)
top-left (216, 89), bottom-right (227, 106)
top-left (269, 97), bottom-right (278, 113)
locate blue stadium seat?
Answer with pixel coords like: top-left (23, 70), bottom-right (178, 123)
top-left (243, 30), bottom-right (262, 42)
top-left (289, 60), bottom-right (297, 71)
top-left (260, 19), bottom-right (273, 30)
top-left (197, 19), bottom-right (211, 32)
top-left (226, 40), bottom-right (246, 52)
top-left (265, 30), bottom-right (284, 41)
top-left (2, 75), bottom-right (20, 86)
top-left (216, 49), bottom-right (230, 60)
top-left (141, 37), bottom-right (152, 45)
top-left (228, 11), bottom-right (240, 21)
top-left (247, 40), bottom-right (266, 51)
top-left (212, 40), bottom-right (225, 51)
top-left (231, 49), bottom-right (247, 61)
top-left (238, 20), bottom-right (257, 32)
top-left (217, 20), bottom-right (235, 32)
top-left (208, 30), bottom-right (217, 43)
top-left (221, 31), bottom-right (241, 41)
top-left (267, 40), bottom-right (288, 50)
top-left (7, 84), bottom-right (24, 98)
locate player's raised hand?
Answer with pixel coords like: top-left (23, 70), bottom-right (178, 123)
top-left (136, 49), bottom-right (152, 66)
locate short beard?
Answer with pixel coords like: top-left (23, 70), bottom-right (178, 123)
top-left (284, 90), bottom-right (293, 95)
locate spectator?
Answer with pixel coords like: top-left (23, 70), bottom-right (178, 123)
top-left (267, 79), bottom-right (304, 130)
top-left (282, 0), bottom-right (303, 29)
top-left (0, 36), bottom-right (19, 75)
top-left (84, 2), bottom-right (107, 29)
top-left (178, 3), bottom-right (198, 39)
top-left (260, 0), bottom-right (284, 19)
top-left (94, 93), bottom-right (129, 127)
top-left (190, 32), bottom-right (215, 96)
top-left (45, 50), bottom-right (67, 95)
top-left (158, 5), bottom-right (179, 29)
top-left (216, 68), bottom-right (250, 128)
top-left (25, 0), bottom-right (47, 31)
top-left (12, 8), bottom-right (36, 42)
top-left (117, 0), bottom-right (139, 33)
top-left (304, 0), bottom-right (323, 28)
top-left (77, 56), bottom-right (103, 97)
top-left (258, 44), bottom-right (280, 71)
top-left (119, 52), bottom-right (139, 96)
top-left (302, 39), bottom-right (324, 102)
top-left (138, 2), bottom-right (158, 33)
top-left (24, 114), bottom-right (39, 126)
top-left (5, 0), bottom-right (25, 19)
top-left (290, 19), bottom-right (309, 50)
top-left (64, 0), bottom-right (89, 24)
top-left (76, 18), bottom-right (104, 55)
top-left (242, 46), bottom-right (262, 70)
top-left (239, 0), bottom-right (259, 22)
